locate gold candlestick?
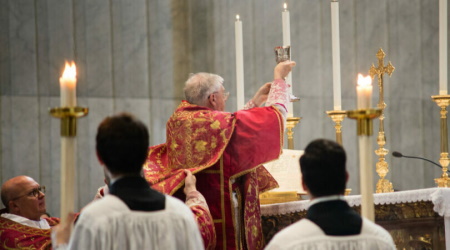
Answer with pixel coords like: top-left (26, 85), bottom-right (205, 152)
top-left (50, 107), bottom-right (89, 136)
top-left (431, 95), bottom-right (450, 187)
top-left (286, 117), bottom-right (301, 149)
top-left (347, 109), bottom-right (382, 221)
top-left (326, 110), bottom-right (347, 145)
top-left (369, 48), bottom-right (395, 193)
top-left (50, 106), bottom-right (88, 219)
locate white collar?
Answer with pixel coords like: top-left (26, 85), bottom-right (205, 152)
top-left (1, 213), bottom-right (50, 229)
top-left (309, 195), bottom-right (345, 207)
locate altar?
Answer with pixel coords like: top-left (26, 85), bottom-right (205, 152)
top-left (261, 188), bottom-right (450, 249)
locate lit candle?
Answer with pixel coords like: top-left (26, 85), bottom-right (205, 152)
top-left (356, 74), bottom-right (372, 109)
top-left (235, 15), bottom-right (245, 109)
top-left (59, 61), bottom-right (77, 221)
top-left (356, 72), bottom-right (375, 221)
top-left (60, 62), bottom-right (77, 107)
top-left (439, 0), bottom-right (448, 95)
top-left (331, 0), bottom-right (341, 110)
top-left (282, 3), bottom-right (294, 116)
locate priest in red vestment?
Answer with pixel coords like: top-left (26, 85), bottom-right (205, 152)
top-left (144, 60), bottom-right (296, 249)
top-left (0, 176), bottom-right (60, 250)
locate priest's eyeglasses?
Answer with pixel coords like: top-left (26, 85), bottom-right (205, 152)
top-left (209, 91), bottom-right (230, 101)
top-left (11, 186), bottom-right (46, 200)
top-left (223, 92), bottom-right (230, 100)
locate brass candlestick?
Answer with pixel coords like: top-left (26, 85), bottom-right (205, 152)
top-left (347, 108), bottom-right (382, 221)
top-left (50, 107), bottom-right (89, 136)
top-left (50, 106), bottom-right (88, 220)
top-left (326, 110), bottom-right (347, 145)
top-left (431, 95), bottom-right (450, 187)
top-left (286, 117), bottom-right (301, 149)
top-left (369, 48), bottom-right (395, 193)
top-left (347, 109), bottom-right (381, 136)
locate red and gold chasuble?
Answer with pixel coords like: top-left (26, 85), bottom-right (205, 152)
top-left (144, 101), bottom-right (283, 250)
top-left (0, 216), bottom-right (60, 250)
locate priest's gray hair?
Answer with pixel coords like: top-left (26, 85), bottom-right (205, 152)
top-left (184, 72), bottom-right (224, 106)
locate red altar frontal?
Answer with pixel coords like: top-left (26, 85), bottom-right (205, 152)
top-left (261, 188), bottom-right (450, 249)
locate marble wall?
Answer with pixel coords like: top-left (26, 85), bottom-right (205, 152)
top-left (0, 0), bottom-right (448, 216)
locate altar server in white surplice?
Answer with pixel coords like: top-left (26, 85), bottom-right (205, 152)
top-left (52, 113), bottom-right (204, 250)
top-left (265, 139), bottom-right (396, 250)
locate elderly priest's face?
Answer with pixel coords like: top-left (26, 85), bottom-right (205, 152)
top-left (4, 176), bottom-right (46, 221)
top-left (212, 86), bottom-right (229, 111)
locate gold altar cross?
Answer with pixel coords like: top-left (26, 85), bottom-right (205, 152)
top-left (369, 48), bottom-right (395, 193)
top-left (369, 48), bottom-right (395, 92)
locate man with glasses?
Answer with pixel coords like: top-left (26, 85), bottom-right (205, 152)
top-left (145, 60), bottom-right (296, 250)
top-left (0, 175), bottom-right (60, 249)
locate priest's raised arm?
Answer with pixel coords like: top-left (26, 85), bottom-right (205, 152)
top-left (144, 60), bottom-right (296, 250)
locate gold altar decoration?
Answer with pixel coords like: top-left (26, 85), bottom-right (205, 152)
top-left (326, 110), bottom-right (346, 145)
top-left (346, 109), bottom-right (381, 136)
top-left (286, 117), bottom-right (301, 149)
top-left (50, 107), bottom-right (89, 136)
top-left (369, 48), bottom-right (395, 193)
top-left (431, 95), bottom-right (450, 187)
top-left (259, 191), bottom-right (300, 205)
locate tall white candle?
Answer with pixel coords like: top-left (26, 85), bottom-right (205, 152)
top-left (60, 62), bottom-right (77, 107)
top-left (359, 135), bottom-right (375, 221)
top-left (61, 138), bottom-right (76, 219)
top-left (59, 61), bottom-right (77, 220)
top-left (356, 74), bottom-right (372, 109)
top-left (282, 3), bottom-right (294, 116)
top-left (331, 0), bottom-right (342, 110)
top-left (235, 15), bottom-right (245, 109)
top-left (439, 0), bottom-right (448, 95)
top-left (356, 73), bottom-right (375, 221)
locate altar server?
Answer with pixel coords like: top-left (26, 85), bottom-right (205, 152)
top-left (265, 139), bottom-right (396, 250)
top-left (53, 113), bottom-right (204, 250)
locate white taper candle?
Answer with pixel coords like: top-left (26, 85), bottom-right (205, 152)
top-left (331, 0), bottom-right (342, 110)
top-left (359, 135), bottom-right (375, 221)
top-left (235, 15), bottom-right (245, 109)
top-left (282, 3), bottom-right (294, 116)
top-left (439, 0), bottom-right (448, 95)
top-left (59, 62), bottom-right (77, 107)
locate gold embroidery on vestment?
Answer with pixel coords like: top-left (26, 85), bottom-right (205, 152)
top-left (210, 120), bottom-right (220, 129)
top-left (195, 140), bottom-right (207, 152)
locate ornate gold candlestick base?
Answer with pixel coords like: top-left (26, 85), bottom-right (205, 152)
top-left (286, 117), bottom-right (301, 149)
top-left (431, 95), bottom-right (450, 187)
top-left (326, 110), bottom-right (346, 145)
top-left (50, 107), bottom-right (89, 136)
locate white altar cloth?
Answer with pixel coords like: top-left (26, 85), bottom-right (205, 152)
top-left (261, 188), bottom-right (450, 250)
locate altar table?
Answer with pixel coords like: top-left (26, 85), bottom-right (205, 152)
top-left (261, 188), bottom-right (450, 249)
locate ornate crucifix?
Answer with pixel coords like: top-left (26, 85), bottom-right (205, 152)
top-left (369, 48), bottom-right (395, 193)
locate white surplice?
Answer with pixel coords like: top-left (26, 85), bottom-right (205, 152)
top-left (1, 213), bottom-right (50, 229)
top-left (66, 194), bottom-right (204, 250)
top-left (265, 218), bottom-right (396, 250)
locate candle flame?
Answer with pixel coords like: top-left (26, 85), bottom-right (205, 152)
top-left (62, 61), bottom-right (77, 79)
top-left (236, 14), bottom-right (240, 21)
top-left (284, 3), bottom-right (287, 10)
top-left (357, 74), bottom-right (372, 87)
